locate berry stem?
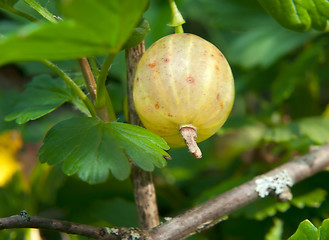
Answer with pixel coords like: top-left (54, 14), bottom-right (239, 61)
top-left (168, 0), bottom-right (185, 33)
top-left (180, 125), bottom-right (202, 158)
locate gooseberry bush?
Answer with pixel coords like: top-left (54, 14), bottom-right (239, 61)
top-left (0, 0), bottom-right (329, 239)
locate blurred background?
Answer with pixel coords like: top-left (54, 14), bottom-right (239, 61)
top-left (0, 0), bottom-right (329, 239)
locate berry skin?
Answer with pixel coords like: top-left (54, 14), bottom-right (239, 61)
top-left (133, 33), bottom-right (234, 158)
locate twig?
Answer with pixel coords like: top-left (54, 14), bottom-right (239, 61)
top-left (125, 41), bottom-right (160, 229)
top-left (0, 212), bottom-right (148, 240)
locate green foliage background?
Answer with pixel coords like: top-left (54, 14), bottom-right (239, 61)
top-left (0, 0), bottom-right (328, 239)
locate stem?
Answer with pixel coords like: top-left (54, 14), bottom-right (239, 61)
top-left (94, 54), bottom-right (117, 122)
top-left (126, 41), bottom-right (160, 229)
top-left (174, 25), bottom-right (184, 34)
top-left (168, 0), bottom-right (185, 33)
top-left (24, 0), bottom-right (57, 23)
top-left (41, 59), bottom-right (97, 117)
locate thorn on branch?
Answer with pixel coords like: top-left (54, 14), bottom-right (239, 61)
top-left (277, 186), bottom-right (293, 202)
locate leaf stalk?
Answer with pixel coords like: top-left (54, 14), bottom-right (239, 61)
top-left (24, 0), bottom-right (57, 23)
top-left (41, 59), bottom-right (97, 117)
top-left (95, 54), bottom-right (117, 122)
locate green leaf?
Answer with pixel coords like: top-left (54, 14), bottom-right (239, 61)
top-left (5, 74), bottom-right (70, 124)
top-left (38, 117), bottom-right (170, 184)
top-left (288, 219), bottom-right (329, 240)
top-left (0, 0), bottom-right (148, 65)
top-left (258, 0), bottom-right (329, 32)
top-left (5, 74), bottom-right (89, 124)
top-left (320, 219), bottom-right (329, 240)
top-left (60, 0), bottom-right (148, 48)
top-left (288, 220), bottom-right (319, 240)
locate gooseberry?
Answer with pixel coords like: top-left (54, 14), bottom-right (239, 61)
top-left (133, 33), bottom-right (234, 158)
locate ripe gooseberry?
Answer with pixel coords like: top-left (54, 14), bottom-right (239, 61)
top-left (133, 33), bottom-right (234, 158)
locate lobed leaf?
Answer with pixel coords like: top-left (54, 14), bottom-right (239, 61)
top-left (5, 74), bottom-right (70, 124)
top-left (5, 74), bottom-right (89, 124)
top-left (288, 220), bottom-right (318, 240)
top-left (38, 117), bottom-right (170, 184)
top-left (288, 218), bottom-right (329, 239)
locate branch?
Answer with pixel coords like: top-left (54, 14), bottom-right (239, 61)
top-left (1, 144), bottom-right (329, 239)
top-left (125, 42), bottom-right (144, 126)
top-left (0, 211), bottom-right (148, 240)
top-left (125, 41), bottom-right (160, 229)
top-left (149, 144), bottom-right (329, 240)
